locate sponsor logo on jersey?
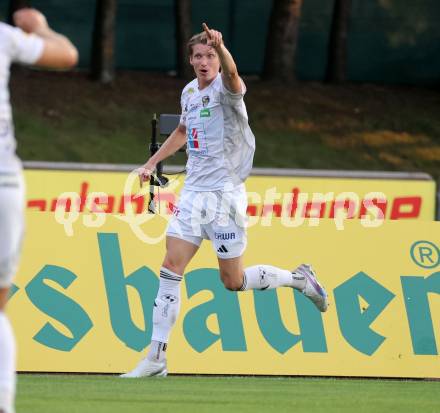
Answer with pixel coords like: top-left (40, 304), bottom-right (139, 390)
top-left (188, 128), bottom-right (200, 149)
top-left (188, 103), bottom-right (201, 114)
top-left (187, 124), bottom-right (208, 155)
top-left (200, 108), bottom-right (211, 118)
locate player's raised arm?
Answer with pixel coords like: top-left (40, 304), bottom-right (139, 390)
top-left (202, 22), bottom-right (241, 94)
top-left (13, 8), bottom-right (78, 69)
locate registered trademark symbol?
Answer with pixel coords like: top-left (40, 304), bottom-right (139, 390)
top-left (410, 241), bottom-right (440, 269)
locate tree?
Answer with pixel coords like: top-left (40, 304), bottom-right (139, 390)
top-left (325, 0), bottom-right (352, 83)
top-left (263, 0), bottom-right (304, 83)
top-left (7, 0), bottom-right (30, 24)
top-left (175, 0), bottom-right (193, 79)
top-left (91, 0), bottom-right (117, 83)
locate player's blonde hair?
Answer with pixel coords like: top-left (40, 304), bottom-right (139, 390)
top-left (187, 32), bottom-right (208, 56)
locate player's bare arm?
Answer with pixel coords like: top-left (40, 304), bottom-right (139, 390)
top-left (138, 123), bottom-right (187, 185)
top-left (202, 23), bottom-right (241, 94)
top-left (13, 8), bottom-right (78, 69)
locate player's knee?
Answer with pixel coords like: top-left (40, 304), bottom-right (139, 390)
top-left (162, 257), bottom-right (182, 275)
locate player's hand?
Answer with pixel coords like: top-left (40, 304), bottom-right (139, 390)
top-left (13, 8), bottom-right (49, 34)
top-left (202, 23), bottom-right (223, 49)
top-left (137, 166), bottom-right (154, 188)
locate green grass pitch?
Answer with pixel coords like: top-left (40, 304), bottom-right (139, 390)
top-left (16, 374), bottom-right (440, 413)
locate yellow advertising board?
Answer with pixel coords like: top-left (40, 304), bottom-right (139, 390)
top-left (24, 169), bottom-right (436, 221)
top-left (8, 212), bottom-right (440, 378)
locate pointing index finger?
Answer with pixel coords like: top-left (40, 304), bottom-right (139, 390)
top-left (202, 22), bottom-right (211, 38)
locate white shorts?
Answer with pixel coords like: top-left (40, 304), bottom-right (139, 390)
top-left (167, 184), bottom-right (248, 259)
top-left (0, 172), bottom-right (25, 288)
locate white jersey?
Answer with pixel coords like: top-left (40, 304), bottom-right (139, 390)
top-left (0, 22), bottom-right (44, 173)
top-left (180, 73), bottom-right (255, 191)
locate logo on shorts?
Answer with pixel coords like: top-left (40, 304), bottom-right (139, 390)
top-left (215, 232), bottom-right (236, 240)
top-left (217, 245), bottom-right (229, 253)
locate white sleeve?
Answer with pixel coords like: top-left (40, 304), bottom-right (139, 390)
top-left (2, 24), bottom-right (44, 65)
top-left (180, 93), bottom-right (187, 126)
top-left (220, 77), bottom-right (247, 108)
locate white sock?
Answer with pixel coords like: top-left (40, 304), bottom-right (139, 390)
top-left (241, 265), bottom-right (306, 291)
top-left (147, 340), bottom-right (168, 363)
top-left (0, 312), bottom-right (16, 413)
top-left (147, 267), bottom-right (182, 362)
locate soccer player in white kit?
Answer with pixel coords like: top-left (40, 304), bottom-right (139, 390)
top-left (0, 9), bottom-right (77, 413)
top-left (121, 23), bottom-right (328, 378)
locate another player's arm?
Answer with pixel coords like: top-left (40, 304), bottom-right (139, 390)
top-left (202, 23), bottom-right (241, 94)
top-left (13, 8), bottom-right (78, 68)
top-left (139, 124), bottom-right (187, 183)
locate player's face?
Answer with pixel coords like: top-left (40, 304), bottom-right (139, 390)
top-left (190, 43), bottom-right (220, 87)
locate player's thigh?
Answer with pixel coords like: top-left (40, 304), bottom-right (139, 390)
top-left (209, 186), bottom-right (248, 258)
top-left (207, 215), bottom-right (247, 262)
top-left (163, 235), bottom-right (200, 275)
top-left (217, 255), bottom-right (244, 291)
top-left (0, 175), bottom-right (25, 293)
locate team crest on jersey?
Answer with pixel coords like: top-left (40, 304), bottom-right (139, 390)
top-left (202, 95), bottom-right (210, 107)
